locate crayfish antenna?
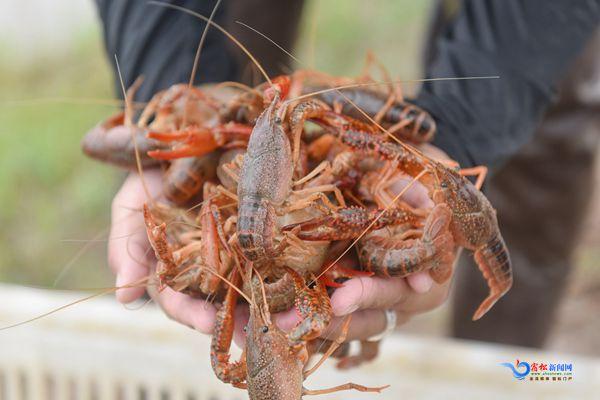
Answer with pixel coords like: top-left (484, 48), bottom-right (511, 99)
top-left (233, 19), bottom-right (478, 163)
top-left (250, 266), bottom-right (271, 325)
top-left (182, 0), bottom-right (222, 127)
top-left (2, 97), bottom-right (131, 107)
top-left (0, 277), bottom-right (150, 331)
top-left (204, 264), bottom-right (253, 305)
top-left (114, 55), bottom-right (155, 210)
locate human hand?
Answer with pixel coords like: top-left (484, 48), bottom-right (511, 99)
top-left (274, 144), bottom-right (457, 341)
top-left (109, 143), bottom-right (455, 344)
top-left (109, 170), bottom-right (226, 334)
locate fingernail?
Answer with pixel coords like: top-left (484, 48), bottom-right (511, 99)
top-left (115, 275), bottom-right (125, 302)
top-left (115, 274), bottom-right (124, 289)
top-left (408, 273), bottom-right (434, 294)
top-left (421, 276), bottom-right (433, 292)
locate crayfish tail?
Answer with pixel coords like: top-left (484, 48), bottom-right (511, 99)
top-left (237, 196), bottom-right (275, 261)
top-left (472, 234), bottom-right (513, 320)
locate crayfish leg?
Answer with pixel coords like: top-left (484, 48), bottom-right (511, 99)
top-left (210, 271), bottom-right (247, 385)
top-left (320, 263), bottom-right (373, 288)
top-left (148, 124), bottom-right (251, 160)
top-left (302, 382), bottom-right (389, 396)
top-left (199, 196), bottom-right (234, 295)
top-left (147, 145), bottom-right (216, 160)
top-left (289, 99), bottom-right (333, 170)
top-left (459, 165), bottom-right (488, 190)
top-left (147, 129), bottom-right (219, 160)
top-left (303, 316), bottom-right (351, 378)
top-left (284, 205), bottom-right (420, 241)
top-left (142, 204), bottom-right (179, 284)
top-left (336, 339), bottom-right (380, 370)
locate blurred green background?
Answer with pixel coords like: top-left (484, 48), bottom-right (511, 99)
top-left (0, 0), bottom-right (431, 289)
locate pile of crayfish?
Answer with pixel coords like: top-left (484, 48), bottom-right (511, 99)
top-left (83, 65), bottom-right (512, 398)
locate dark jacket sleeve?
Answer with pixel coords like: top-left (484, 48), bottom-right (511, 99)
top-left (414, 0), bottom-right (600, 169)
top-left (95, 0), bottom-right (239, 102)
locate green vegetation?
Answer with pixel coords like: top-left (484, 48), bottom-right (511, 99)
top-left (296, 0), bottom-right (430, 82)
top-left (0, 28), bottom-right (120, 288)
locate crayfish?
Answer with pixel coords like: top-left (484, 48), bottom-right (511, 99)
top-left (210, 267), bottom-right (389, 399)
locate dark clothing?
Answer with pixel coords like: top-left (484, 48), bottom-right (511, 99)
top-left (95, 0), bottom-right (304, 103)
top-left (418, 1), bottom-right (600, 348)
top-left (95, 0), bottom-right (236, 102)
top-left (416, 0), bottom-right (600, 169)
top-left (450, 30), bottom-right (600, 346)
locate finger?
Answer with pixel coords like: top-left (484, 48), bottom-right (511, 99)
top-left (399, 279), bottom-right (450, 314)
top-left (324, 280), bottom-right (448, 342)
top-left (266, 281), bottom-right (446, 343)
top-left (321, 309), bottom-right (411, 342)
top-left (389, 177), bottom-right (433, 209)
top-left (330, 276), bottom-right (410, 316)
top-left (109, 171), bottom-right (162, 303)
top-left (406, 272), bottom-right (434, 294)
top-left (114, 238), bottom-right (149, 303)
top-left (109, 205), bottom-right (148, 303)
top-left (331, 275), bottom-right (450, 317)
top-left (273, 308), bottom-right (302, 332)
top-left (233, 305), bottom-right (250, 348)
top-left (270, 307), bottom-right (393, 344)
top-left (148, 285), bottom-right (218, 334)
top-left (419, 143), bottom-right (452, 162)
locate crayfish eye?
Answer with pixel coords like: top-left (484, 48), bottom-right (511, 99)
top-left (261, 326), bottom-right (269, 333)
top-left (440, 181), bottom-right (448, 189)
top-left (243, 325), bottom-right (248, 333)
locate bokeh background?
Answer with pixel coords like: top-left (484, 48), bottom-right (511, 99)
top-left (0, 0), bottom-right (598, 355)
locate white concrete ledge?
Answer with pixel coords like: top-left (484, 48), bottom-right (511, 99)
top-left (0, 284), bottom-right (597, 399)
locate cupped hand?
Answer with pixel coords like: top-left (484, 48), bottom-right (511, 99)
top-left (274, 144), bottom-right (457, 341)
top-left (109, 171), bottom-right (224, 334)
